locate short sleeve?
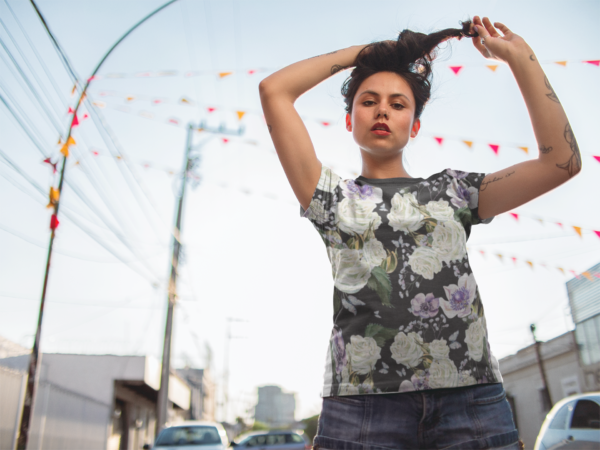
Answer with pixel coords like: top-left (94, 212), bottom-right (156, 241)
top-left (300, 165), bottom-right (341, 232)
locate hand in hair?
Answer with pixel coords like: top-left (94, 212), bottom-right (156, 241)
top-left (471, 16), bottom-right (529, 64)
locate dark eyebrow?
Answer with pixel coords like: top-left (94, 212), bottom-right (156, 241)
top-left (358, 90), bottom-right (411, 101)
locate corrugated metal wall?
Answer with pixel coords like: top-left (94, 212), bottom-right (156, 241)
top-left (0, 367), bottom-right (111, 450)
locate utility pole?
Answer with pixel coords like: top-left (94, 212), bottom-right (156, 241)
top-left (223, 317), bottom-right (247, 422)
top-left (156, 123), bottom-right (194, 433)
top-left (530, 324), bottom-right (553, 411)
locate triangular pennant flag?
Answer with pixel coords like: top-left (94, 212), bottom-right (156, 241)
top-left (486, 65), bottom-right (498, 72)
top-left (82, 113), bottom-right (89, 120)
top-left (554, 61), bottom-right (568, 67)
top-left (489, 144), bottom-right (500, 155)
top-left (556, 222), bottom-right (563, 229)
top-left (92, 150), bottom-right (99, 156)
top-left (68, 106), bottom-right (75, 114)
top-left (71, 114), bottom-right (79, 127)
top-left (526, 261), bottom-right (533, 269)
top-left (594, 230), bottom-right (600, 239)
top-left (593, 156), bottom-right (600, 163)
top-left (60, 144), bottom-right (70, 157)
top-left (573, 226), bottom-right (582, 237)
top-left (116, 155), bottom-right (122, 160)
top-left (509, 213), bottom-right (519, 221)
top-left (92, 101), bottom-right (106, 108)
top-left (434, 137), bottom-right (444, 145)
top-left (570, 270), bottom-right (580, 279)
top-left (558, 267), bottom-right (565, 275)
top-left (218, 72), bottom-right (233, 78)
top-left (57, 137), bottom-right (62, 145)
top-left (50, 214), bottom-right (59, 230)
top-left (71, 84), bottom-right (77, 95)
top-left (594, 273), bottom-right (600, 279)
top-left (518, 146), bottom-right (529, 154)
top-left (207, 107), bottom-right (216, 113)
top-left (87, 75), bottom-right (96, 83)
top-left (247, 69), bottom-right (257, 75)
top-left (222, 138), bottom-right (229, 143)
top-left (43, 158), bottom-right (58, 173)
top-left (126, 96), bottom-right (135, 102)
top-left (479, 250), bottom-right (485, 257)
top-left (582, 271), bottom-right (594, 281)
top-left (496, 254), bottom-right (503, 261)
top-left (583, 60), bottom-right (600, 66)
top-left (152, 99), bottom-right (162, 104)
top-left (67, 136), bottom-right (76, 146)
top-left (180, 97), bottom-right (192, 104)
top-left (536, 218), bottom-right (544, 225)
top-left (511, 257), bottom-right (517, 265)
top-left (168, 118), bottom-right (179, 125)
top-left (463, 140), bottom-right (473, 148)
top-left (449, 66), bottom-right (463, 75)
top-left (321, 121), bottom-right (330, 126)
top-left (236, 111), bottom-right (246, 121)
top-left (47, 187), bottom-right (59, 208)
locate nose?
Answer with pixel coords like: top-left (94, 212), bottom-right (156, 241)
top-left (376, 108), bottom-right (389, 119)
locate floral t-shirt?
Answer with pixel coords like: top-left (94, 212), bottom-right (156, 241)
top-left (301, 166), bottom-right (503, 397)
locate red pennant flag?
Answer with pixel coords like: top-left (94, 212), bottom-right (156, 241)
top-left (489, 144), bottom-right (500, 155)
top-left (594, 230), bottom-right (600, 239)
top-left (67, 106), bottom-right (74, 114)
top-left (50, 214), bottom-right (59, 230)
top-left (222, 138), bottom-right (229, 143)
top-left (92, 150), bottom-right (99, 156)
top-left (71, 114), bottom-right (79, 127)
top-left (152, 99), bottom-right (162, 104)
top-left (168, 118), bottom-right (180, 125)
top-left (248, 69), bottom-right (257, 75)
top-left (207, 107), bottom-right (216, 113)
top-left (479, 250), bottom-right (485, 257)
top-left (593, 156), bottom-right (600, 163)
top-left (434, 137), bottom-right (444, 145)
top-left (556, 222), bottom-right (563, 229)
top-left (321, 122), bottom-right (330, 126)
top-left (511, 257), bottom-right (517, 265)
top-left (509, 213), bottom-right (519, 221)
top-left (449, 66), bottom-right (463, 75)
top-left (43, 158), bottom-right (58, 173)
top-left (87, 75), bottom-right (96, 83)
top-left (82, 113), bottom-right (89, 120)
top-left (570, 270), bottom-right (580, 278)
top-left (583, 60), bottom-right (600, 66)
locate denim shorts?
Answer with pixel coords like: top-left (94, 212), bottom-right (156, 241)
top-left (314, 383), bottom-right (521, 450)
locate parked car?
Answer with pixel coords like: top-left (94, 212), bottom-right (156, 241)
top-left (534, 392), bottom-right (600, 450)
top-left (231, 430), bottom-right (310, 450)
top-left (146, 421), bottom-right (230, 450)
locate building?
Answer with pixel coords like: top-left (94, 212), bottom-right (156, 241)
top-left (0, 353), bottom-right (191, 450)
top-left (499, 331), bottom-right (586, 448)
top-left (177, 367), bottom-right (217, 421)
top-left (0, 334), bottom-right (29, 358)
top-left (567, 261), bottom-right (600, 391)
top-left (254, 385), bottom-right (296, 428)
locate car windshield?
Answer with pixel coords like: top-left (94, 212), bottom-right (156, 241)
top-left (155, 426), bottom-right (222, 446)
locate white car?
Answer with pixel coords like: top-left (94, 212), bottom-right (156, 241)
top-left (534, 392), bottom-right (600, 450)
top-left (147, 421), bottom-right (230, 450)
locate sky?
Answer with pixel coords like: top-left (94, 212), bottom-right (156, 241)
top-left (0, 0), bottom-right (599, 423)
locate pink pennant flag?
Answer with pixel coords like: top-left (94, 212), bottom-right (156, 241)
top-left (594, 273), bottom-right (600, 279)
top-left (168, 118), bottom-right (179, 125)
top-left (208, 107), bottom-right (216, 113)
top-left (43, 158), bottom-right (58, 173)
top-left (222, 138), bottom-right (229, 143)
top-left (71, 114), bottom-right (79, 127)
top-left (92, 150), bottom-right (99, 156)
top-left (152, 99), bottom-right (163, 105)
top-left (248, 69), bottom-right (257, 75)
top-left (449, 66), bottom-right (463, 75)
top-left (594, 230), bottom-right (600, 239)
top-left (143, 163), bottom-right (151, 169)
top-left (556, 222), bottom-right (563, 229)
top-left (50, 214), bottom-right (60, 230)
top-left (593, 156), bottom-right (600, 163)
top-left (67, 106), bottom-right (74, 114)
top-left (489, 144), bottom-right (500, 155)
top-left (583, 60), bottom-right (600, 66)
top-left (511, 257), bottom-right (517, 265)
top-left (509, 213), bottom-right (519, 221)
top-left (570, 270), bottom-right (580, 279)
top-left (321, 121), bottom-right (330, 127)
top-left (87, 75), bottom-right (96, 83)
top-left (82, 113), bottom-right (89, 120)
top-left (479, 250), bottom-right (485, 257)
top-left (434, 137), bottom-right (444, 145)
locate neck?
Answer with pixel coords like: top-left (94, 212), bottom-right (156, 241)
top-left (360, 150), bottom-right (411, 179)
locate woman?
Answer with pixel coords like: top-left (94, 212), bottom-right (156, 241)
top-left (259, 16), bottom-right (580, 450)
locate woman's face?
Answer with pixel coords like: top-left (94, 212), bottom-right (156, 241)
top-left (346, 71), bottom-right (420, 158)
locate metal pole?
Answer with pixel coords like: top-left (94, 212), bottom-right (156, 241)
top-left (16, 3), bottom-right (180, 449)
top-left (156, 124), bottom-right (194, 434)
top-left (530, 324), bottom-right (553, 410)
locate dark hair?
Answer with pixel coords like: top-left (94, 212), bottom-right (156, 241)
top-left (342, 21), bottom-right (477, 119)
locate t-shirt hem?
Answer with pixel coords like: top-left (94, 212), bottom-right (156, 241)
top-left (321, 381), bottom-right (504, 397)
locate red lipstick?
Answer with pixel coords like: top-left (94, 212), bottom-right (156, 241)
top-left (371, 122), bottom-right (391, 136)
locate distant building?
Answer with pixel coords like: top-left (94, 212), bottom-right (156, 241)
top-left (567, 261), bottom-right (600, 391)
top-left (0, 334), bottom-right (29, 358)
top-left (177, 367), bottom-right (216, 421)
top-left (254, 385), bottom-right (295, 427)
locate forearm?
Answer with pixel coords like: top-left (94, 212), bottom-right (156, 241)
top-left (508, 46), bottom-right (582, 178)
top-left (259, 45), bottom-right (368, 102)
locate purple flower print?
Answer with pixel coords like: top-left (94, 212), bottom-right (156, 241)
top-left (332, 328), bottom-right (347, 374)
top-left (341, 180), bottom-right (383, 203)
top-left (410, 293), bottom-right (440, 318)
top-left (446, 179), bottom-right (478, 209)
top-left (411, 370), bottom-right (430, 390)
top-left (446, 169), bottom-right (469, 180)
top-left (441, 273), bottom-right (477, 318)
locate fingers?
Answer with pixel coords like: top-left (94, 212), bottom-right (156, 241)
top-left (494, 22), bottom-right (511, 36)
top-left (482, 16), bottom-right (501, 37)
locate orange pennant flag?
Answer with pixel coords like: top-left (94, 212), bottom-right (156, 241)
top-left (71, 85), bottom-right (77, 95)
top-left (218, 72), bottom-right (233, 78)
top-left (67, 136), bottom-right (76, 146)
top-left (582, 271), bottom-right (594, 281)
top-left (526, 261), bottom-right (534, 269)
top-left (496, 254), bottom-right (503, 261)
top-left (236, 111), bottom-right (246, 120)
top-left (554, 61), bottom-right (568, 67)
top-left (92, 101), bottom-right (106, 108)
top-left (46, 187), bottom-right (59, 208)
top-left (518, 146), bottom-right (528, 154)
top-left (486, 65), bottom-right (498, 72)
top-left (126, 96), bottom-right (135, 102)
top-left (60, 144), bottom-right (70, 157)
top-left (57, 137), bottom-right (62, 145)
top-left (558, 267), bottom-right (565, 275)
top-left (463, 140), bottom-right (473, 148)
top-left (573, 226), bottom-right (582, 237)
top-left (180, 97), bottom-right (192, 104)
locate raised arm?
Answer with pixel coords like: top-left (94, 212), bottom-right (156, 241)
top-left (259, 45), bottom-right (368, 210)
top-left (471, 16), bottom-right (582, 220)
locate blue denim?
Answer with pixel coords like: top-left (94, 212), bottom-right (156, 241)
top-left (314, 383), bottom-right (520, 450)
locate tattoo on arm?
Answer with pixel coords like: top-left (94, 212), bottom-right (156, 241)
top-left (268, 124), bottom-right (272, 134)
top-left (556, 123), bottom-right (582, 177)
top-left (539, 144), bottom-right (553, 154)
top-left (480, 170), bottom-right (516, 191)
top-left (529, 54), bottom-right (535, 61)
top-left (308, 50), bottom-right (338, 60)
top-left (544, 76), bottom-right (561, 103)
top-left (330, 64), bottom-right (347, 75)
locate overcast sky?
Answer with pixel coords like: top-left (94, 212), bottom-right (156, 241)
top-left (0, 0), bottom-right (598, 422)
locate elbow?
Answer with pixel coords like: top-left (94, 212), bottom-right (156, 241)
top-left (258, 77), bottom-right (275, 101)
